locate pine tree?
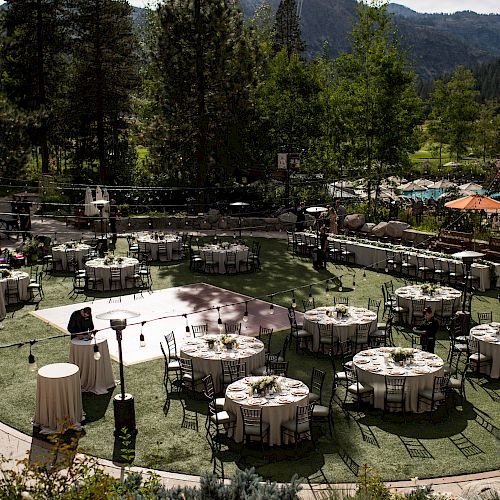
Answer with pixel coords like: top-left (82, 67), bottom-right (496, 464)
top-left (273, 0), bottom-right (305, 59)
top-left (147, 0), bottom-right (259, 191)
top-left (66, 0), bottom-right (139, 184)
top-left (0, 0), bottom-right (68, 174)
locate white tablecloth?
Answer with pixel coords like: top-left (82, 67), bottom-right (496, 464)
top-left (470, 323), bottom-right (500, 379)
top-left (0, 271), bottom-right (30, 318)
top-left (395, 285), bottom-right (462, 322)
top-left (199, 245), bottom-right (249, 274)
top-left (70, 336), bottom-right (115, 394)
top-left (33, 363), bottom-right (84, 434)
top-left (52, 244), bottom-right (90, 271)
top-left (137, 236), bottom-right (182, 261)
top-left (303, 306), bottom-right (377, 352)
top-left (297, 233), bottom-right (497, 291)
top-left (353, 347), bottom-right (444, 412)
top-left (180, 335), bottom-right (265, 392)
top-left (224, 376), bottom-right (309, 446)
top-left (85, 257), bottom-right (138, 290)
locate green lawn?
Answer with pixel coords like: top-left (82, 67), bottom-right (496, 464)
top-left (0, 237), bottom-right (499, 484)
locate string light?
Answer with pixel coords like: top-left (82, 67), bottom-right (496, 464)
top-left (184, 314), bottom-right (190, 333)
top-left (291, 290), bottom-right (296, 309)
top-left (93, 342), bottom-right (101, 361)
top-left (243, 301), bottom-right (249, 322)
top-left (217, 307), bottom-right (223, 332)
top-left (28, 341), bottom-right (37, 372)
top-left (269, 295), bottom-right (274, 315)
top-left (140, 322), bottom-right (146, 348)
top-left (363, 269), bottom-right (367, 281)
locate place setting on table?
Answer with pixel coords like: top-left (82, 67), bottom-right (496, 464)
top-left (353, 346), bottom-right (445, 412)
top-left (179, 334), bottom-right (265, 392)
top-left (395, 283), bottom-right (462, 316)
top-left (224, 375), bottom-right (310, 446)
top-left (469, 322), bottom-right (500, 378)
top-left (51, 241), bottom-right (91, 271)
top-left (303, 305), bottom-right (378, 351)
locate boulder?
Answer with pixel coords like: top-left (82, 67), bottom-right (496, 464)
top-left (206, 209), bottom-right (220, 224)
top-left (385, 220), bottom-right (410, 238)
top-left (344, 214), bottom-right (365, 230)
top-left (360, 223), bottom-right (376, 233)
top-left (372, 221), bottom-right (388, 237)
top-left (278, 212), bottom-right (297, 224)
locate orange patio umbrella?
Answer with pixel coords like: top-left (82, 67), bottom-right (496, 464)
top-left (444, 194), bottom-right (500, 211)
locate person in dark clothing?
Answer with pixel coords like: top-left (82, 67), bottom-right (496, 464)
top-left (295, 201), bottom-right (306, 231)
top-left (67, 307), bottom-right (95, 339)
top-left (319, 225), bottom-right (328, 268)
top-left (413, 306), bottom-right (438, 353)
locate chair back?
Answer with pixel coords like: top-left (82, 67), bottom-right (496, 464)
top-left (318, 322), bottom-right (333, 339)
top-left (179, 358), bottom-right (193, 378)
top-left (355, 323), bottom-right (370, 346)
top-left (267, 360), bottom-right (288, 376)
top-left (383, 280), bottom-right (394, 294)
top-left (441, 299), bottom-right (454, 317)
top-left (385, 375), bottom-right (406, 397)
top-left (467, 337), bottom-right (479, 355)
top-left (224, 323), bottom-right (241, 335)
top-left (221, 359), bottom-right (239, 381)
top-left (228, 362), bottom-right (246, 382)
top-left (225, 252), bottom-right (237, 265)
top-left (333, 296), bottom-right (349, 306)
top-left (164, 331), bottom-right (177, 358)
top-left (432, 375), bottom-right (450, 400)
top-left (302, 297), bottom-right (315, 311)
top-left (258, 326), bottom-right (273, 350)
top-left (202, 374), bottom-right (215, 400)
top-left (191, 324), bottom-right (208, 337)
top-left (367, 298), bottom-right (381, 316)
top-left (310, 368), bottom-right (325, 395)
top-left (295, 403), bottom-right (314, 428)
top-left (412, 299), bottom-right (426, 314)
top-left (241, 407), bottom-right (263, 433)
top-left (477, 311), bottom-right (493, 324)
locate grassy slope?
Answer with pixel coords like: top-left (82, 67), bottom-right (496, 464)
top-left (0, 237), bottom-right (499, 483)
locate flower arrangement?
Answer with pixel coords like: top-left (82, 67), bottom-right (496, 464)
top-left (116, 257), bottom-right (124, 264)
top-left (205, 336), bottom-right (217, 349)
top-left (250, 376), bottom-right (281, 396)
top-left (334, 304), bottom-right (349, 316)
top-left (0, 269), bottom-right (11, 278)
top-left (103, 256), bottom-right (115, 266)
top-left (390, 348), bottom-right (414, 364)
top-left (420, 283), bottom-right (439, 295)
top-left (220, 334), bottom-right (238, 349)
top-left (65, 241), bottom-right (76, 249)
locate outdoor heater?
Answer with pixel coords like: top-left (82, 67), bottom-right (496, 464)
top-left (96, 309), bottom-right (140, 436)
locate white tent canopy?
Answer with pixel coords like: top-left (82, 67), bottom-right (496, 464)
top-left (84, 187), bottom-right (99, 216)
top-left (459, 182), bottom-right (483, 192)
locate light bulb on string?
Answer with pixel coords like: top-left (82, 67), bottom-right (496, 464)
top-left (291, 290), bottom-right (296, 309)
top-left (243, 301), bottom-right (249, 322)
top-left (93, 343), bottom-right (101, 361)
top-left (363, 269), bottom-right (367, 281)
top-left (28, 342), bottom-right (37, 372)
top-left (184, 314), bottom-right (190, 334)
top-left (269, 295), bottom-right (275, 315)
top-left (217, 307), bottom-right (223, 332)
top-left (140, 322), bottom-right (146, 347)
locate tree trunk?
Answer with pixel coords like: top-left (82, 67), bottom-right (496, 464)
top-left (36, 0), bottom-right (49, 174)
top-left (95, 0), bottom-right (106, 183)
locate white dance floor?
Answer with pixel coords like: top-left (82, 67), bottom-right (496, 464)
top-left (31, 283), bottom-right (293, 365)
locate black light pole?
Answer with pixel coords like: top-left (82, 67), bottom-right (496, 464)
top-left (96, 309), bottom-right (140, 436)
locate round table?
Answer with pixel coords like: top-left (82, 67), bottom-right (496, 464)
top-left (0, 271), bottom-right (30, 318)
top-left (470, 323), bottom-right (500, 379)
top-left (70, 335), bottom-right (115, 394)
top-left (180, 335), bottom-right (265, 392)
top-left (199, 244), bottom-right (249, 274)
top-left (85, 257), bottom-right (138, 290)
top-left (353, 347), bottom-right (444, 412)
top-left (303, 306), bottom-right (378, 352)
top-left (224, 376), bottom-right (309, 446)
top-left (395, 285), bottom-right (461, 323)
top-left (137, 235), bottom-right (182, 261)
top-left (52, 243), bottom-right (90, 271)
top-left (33, 363), bottom-right (84, 434)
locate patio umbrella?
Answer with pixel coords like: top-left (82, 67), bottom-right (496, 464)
top-left (102, 188), bottom-right (110, 219)
top-left (459, 182), bottom-right (483, 192)
top-left (444, 194), bottom-right (500, 211)
top-left (84, 187), bottom-right (98, 216)
top-left (414, 178), bottom-right (433, 187)
top-left (398, 182), bottom-right (427, 192)
top-left (429, 179), bottom-right (456, 189)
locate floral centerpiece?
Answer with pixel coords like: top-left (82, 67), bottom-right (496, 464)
top-left (103, 256), bottom-right (115, 266)
top-left (420, 283), bottom-right (439, 296)
top-left (390, 348), bottom-right (414, 364)
top-left (116, 257), bottom-right (124, 264)
top-left (65, 241), bottom-right (76, 249)
top-left (334, 304), bottom-right (349, 318)
top-left (205, 336), bottom-right (217, 349)
top-left (250, 376), bottom-right (281, 396)
top-left (220, 334), bottom-right (238, 349)
top-left (0, 269), bottom-right (11, 278)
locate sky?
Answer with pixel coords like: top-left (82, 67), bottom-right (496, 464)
top-left (0, 0), bottom-right (499, 15)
